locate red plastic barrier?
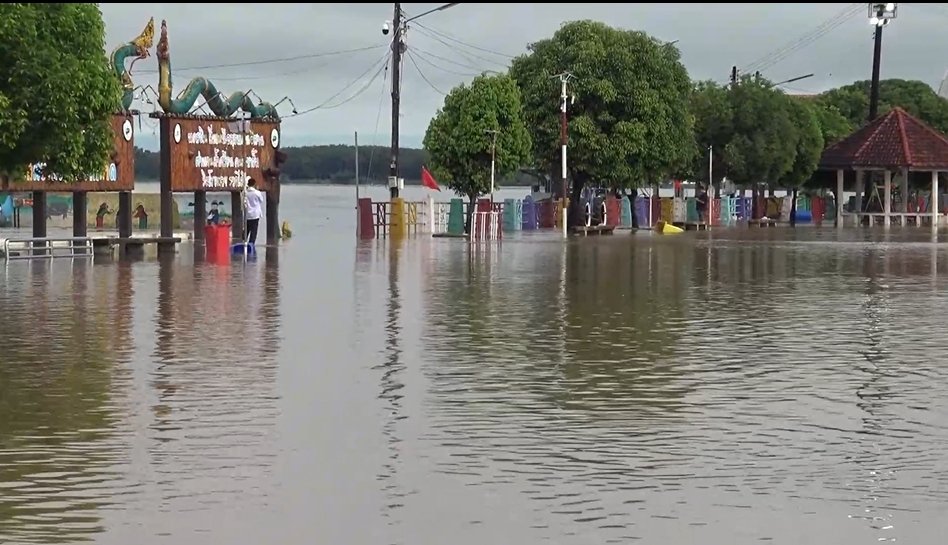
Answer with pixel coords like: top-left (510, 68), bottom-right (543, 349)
top-left (538, 200), bottom-right (554, 228)
top-left (811, 196), bottom-right (825, 225)
top-left (605, 196), bottom-right (620, 226)
top-left (205, 224), bottom-right (231, 260)
top-left (357, 198), bottom-right (375, 239)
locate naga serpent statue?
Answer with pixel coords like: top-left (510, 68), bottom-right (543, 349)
top-left (110, 17), bottom-right (155, 112)
top-left (156, 19), bottom-right (280, 119)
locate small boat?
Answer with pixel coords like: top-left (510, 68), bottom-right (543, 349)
top-left (655, 220), bottom-right (684, 234)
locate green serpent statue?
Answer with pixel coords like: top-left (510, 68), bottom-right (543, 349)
top-left (110, 17), bottom-right (155, 112)
top-left (156, 19), bottom-right (280, 119)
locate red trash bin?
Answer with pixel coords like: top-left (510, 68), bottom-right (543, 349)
top-left (205, 224), bottom-right (231, 257)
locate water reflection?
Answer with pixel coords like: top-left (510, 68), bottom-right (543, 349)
top-left (378, 238), bottom-right (407, 526)
top-left (409, 232), bottom-right (948, 543)
top-left (138, 253), bottom-right (283, 528)
top-left (0, 260), bottom-right (133, 543)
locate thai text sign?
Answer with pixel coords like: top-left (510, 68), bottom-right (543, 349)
top-left (1, 114), bottom-right (136, 192)
top-left (165, 117), bottom-right (280, 192)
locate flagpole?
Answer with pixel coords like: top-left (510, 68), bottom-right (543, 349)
top-left (355, 131), bottom-right (360, 239)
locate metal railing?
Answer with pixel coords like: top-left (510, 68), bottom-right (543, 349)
top-left (2, 237), bottom-right (94, 260)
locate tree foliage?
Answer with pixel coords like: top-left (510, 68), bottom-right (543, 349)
top-left (0, 4), bottom-right (122, 182)
top-left (423, 73), bottom-right (532, 203)
top-left (817, 79), bottom-right (948, 135)
top-left (691, 77), bottom-right (789, 187)
top-left (781, 99), bottom-right (824, 188)
top-left (509, 20), bottom-right (695, 199)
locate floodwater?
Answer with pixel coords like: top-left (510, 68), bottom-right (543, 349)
top-left (2, 184), bottom-right (948, 545)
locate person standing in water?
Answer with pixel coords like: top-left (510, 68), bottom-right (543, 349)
top-left (243, 177), bottom-right (265, 246)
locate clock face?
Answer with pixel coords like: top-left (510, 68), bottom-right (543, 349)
top-left (270, 128), bottom-right (280, 149)
top-left (122, 119), bottom-right (133, 142)
top-left (173, 123), bottom-right (182, 144)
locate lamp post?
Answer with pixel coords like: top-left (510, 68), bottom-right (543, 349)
top-left (384, 3), bottom-right (461, 198)
top-left (486, 129), bottom-right (498, 205)
top-left (868, 3), bottom-right (897, 122)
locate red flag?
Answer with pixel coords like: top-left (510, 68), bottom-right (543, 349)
top-left (421, 166), bottom-right (442, 191)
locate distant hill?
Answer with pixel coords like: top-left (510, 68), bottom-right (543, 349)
top-left (133, 145), bottom-right (537, 186)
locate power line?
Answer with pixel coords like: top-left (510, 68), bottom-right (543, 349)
top-left (366, 57), bottom-right (391, 184)
top-left (406, 50), bottom-right (447, 95)
top-left (409, 46), bottom-right (481, 77)
top-left (742, 3), bottom-right (862, 74)
top-left (410, 24), bottom-right (510, 70)
top-left (286, 51), bottom-right (392, 118)
top-left (138, 43), bottom-right (387, 74)
top-left (410, 20), bottom-right (516, 60)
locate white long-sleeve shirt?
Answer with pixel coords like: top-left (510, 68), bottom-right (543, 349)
top-left (245, 187), bottom-right (265, 220)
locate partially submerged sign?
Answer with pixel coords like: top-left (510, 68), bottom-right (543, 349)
top-left (159, 115), bottom-right (281, 192)
top-left (1, 113), bottom-right (136, 192)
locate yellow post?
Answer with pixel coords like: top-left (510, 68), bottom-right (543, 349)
top-left (390, 197), bottom-right (407, 238)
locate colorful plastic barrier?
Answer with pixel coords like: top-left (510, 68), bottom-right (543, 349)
top-left (522, 196), bottom-right (538, 230)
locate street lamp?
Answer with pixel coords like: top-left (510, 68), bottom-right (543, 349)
top-left (867, 3), bottom-right (897, 121)
top-left (384, 3), bottom-right (461, 199)
top-left (485, 129), bottom-right (498, 204)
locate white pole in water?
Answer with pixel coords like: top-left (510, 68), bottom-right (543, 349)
top-left (241, 112), bottom-right (248, 258)
top-left (709, 144), bottom-right (714, 223)
top-left (355, 130), bottom-right (360, 239)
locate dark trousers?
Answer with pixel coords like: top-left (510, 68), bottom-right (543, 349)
top-left (246, 218), bottom-right (260, 244)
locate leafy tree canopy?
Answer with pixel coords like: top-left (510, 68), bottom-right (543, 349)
top-left (0, 3), bottom-right (121, 181)
top-left (817, 79), bottom-right (948, 134)
top-left (781, 98), bottom-right (824, 189)
top-left (692, 76), bottom-right (805, 188)
top-left (423, 73), bottom-right (532, 202)
top-left (509, 20), bottom-right (695, 194)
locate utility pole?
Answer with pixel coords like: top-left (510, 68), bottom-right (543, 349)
top-left (384, 3), bottom-right (459, 199)
top-left (486, 129), bottom-right (498, 205)
top-left (388, 2), bottom-right (403, 199)
top-left (555, 71), bottom-right (575, 238)
top-left (730, 66), bottom-right (738, 87)
top-left (868, 3), bottom-right (897, 121)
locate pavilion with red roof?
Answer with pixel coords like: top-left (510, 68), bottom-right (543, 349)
top-left (819, 106), bottom-right (948, 228)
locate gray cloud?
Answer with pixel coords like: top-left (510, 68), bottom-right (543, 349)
top-left (101, 3), bottom-right (948, 150)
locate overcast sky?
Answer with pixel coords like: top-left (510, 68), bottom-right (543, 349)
top-left (99, 3), bottom-right (948, 151)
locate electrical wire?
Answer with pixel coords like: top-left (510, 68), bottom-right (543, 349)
top-left (410, 20), bottom-right (515, 60)
top-left (409, 46), bottom-right (481, 77)
top-left (410, 24), bottom-right (510, 71)
top-left (406, 50), bottom-right (447, 96)
top-left (285, 51), bottom-right (392, 118)
top-left (742, 3), bottom-right (862, 74)
top-left (366, 57), bottom-right (391, 184)
top-left (138, 43), bottom-right (387, 74)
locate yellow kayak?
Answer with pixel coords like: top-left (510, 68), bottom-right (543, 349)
top-left (655, 220), bottom-right (684, 234)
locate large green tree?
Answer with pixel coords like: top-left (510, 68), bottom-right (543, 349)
top-left (817, 79), bottom-right (948, 134)
top-left (423, 73), bottom-right (532, 231)
top-left (509, 20), bottom-right (695, 226)
top-left (0, 3), bottom-right (121, 182)
top-left (781, 99), bottom-right (824, 225)
top-left (692, 76), bottom-right (798, 190)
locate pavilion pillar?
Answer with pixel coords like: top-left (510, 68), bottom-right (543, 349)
top-left (932, 171), bottom-right (939, 232)
top-left (855, 171), bottom-right (864, 213)
top-left (836, 169), bottom-right (845, 228)
top-left (900, 167), bottom-right (909, 214)
top-left (883, 170), bottom-right (892, 228)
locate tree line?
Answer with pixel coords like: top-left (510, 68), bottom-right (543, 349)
top-left (422, 19), bottom-right (948, 227)
top-left (133, 145), bottom-right (539, 185)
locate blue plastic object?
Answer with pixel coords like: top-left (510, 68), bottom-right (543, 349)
top-left (231, 242), bottom-right (257, 256)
